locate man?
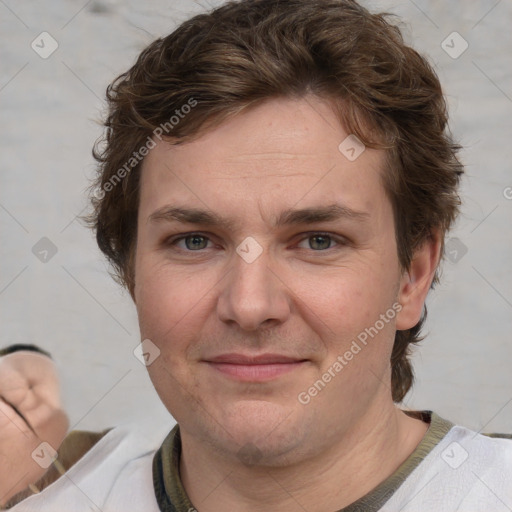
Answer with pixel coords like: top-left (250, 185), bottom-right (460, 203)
top-left (1, 0), bottom-right (511, 510)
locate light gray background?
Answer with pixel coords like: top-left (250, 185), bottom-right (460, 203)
top-left (1, 0), bottom-right (511, 433)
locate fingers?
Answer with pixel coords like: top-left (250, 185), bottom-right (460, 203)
top-left (0, 351), bottom-right (66, 433)
top-left (0, 396), bottom-right (34, 436)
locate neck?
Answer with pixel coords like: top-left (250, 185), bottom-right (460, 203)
top-left (179, 401), bottom-right (428, 512)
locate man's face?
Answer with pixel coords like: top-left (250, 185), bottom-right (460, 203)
top-left (134, 96), bottom-right (406, 464)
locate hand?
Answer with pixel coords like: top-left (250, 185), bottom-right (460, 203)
top-left (0, 350), bottom-right (69, 506)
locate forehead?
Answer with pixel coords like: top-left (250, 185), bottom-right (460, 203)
top-left (138, 96), bottom-right (388, 226)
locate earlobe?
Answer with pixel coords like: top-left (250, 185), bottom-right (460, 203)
top-left (395, 230), bottom-right (442, 330)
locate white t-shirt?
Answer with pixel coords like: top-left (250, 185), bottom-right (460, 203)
top-left (8, 412), bottom-right (512, 511)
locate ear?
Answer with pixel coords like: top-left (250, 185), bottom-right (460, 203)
top-left (395, 230), bottom-right (442, 330)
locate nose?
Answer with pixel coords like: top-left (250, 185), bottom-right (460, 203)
top-left (216, 246), bottom-right (291, 331)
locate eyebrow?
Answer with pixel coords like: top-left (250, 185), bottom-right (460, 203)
top-left (148, 203), bottom-right (369, 230)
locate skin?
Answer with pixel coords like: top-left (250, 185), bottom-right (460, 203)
top-left (0, 351), bottom-right (69, 506)
top-left (134, 95), bottom-right (440, 511)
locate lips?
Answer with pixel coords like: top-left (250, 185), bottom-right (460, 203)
top-left (204, 353), bottom-right (308, 381)
top-left (207, 353), bottom-right (304, 364)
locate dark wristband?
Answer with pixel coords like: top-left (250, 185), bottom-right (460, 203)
top-left (0, 344), bottom-right (52, 359)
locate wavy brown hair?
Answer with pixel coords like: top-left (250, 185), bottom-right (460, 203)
top-left (85, 0), bottom-right (463, 402)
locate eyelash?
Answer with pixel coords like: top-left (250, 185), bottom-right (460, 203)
top-left (164, 231), bottom-right (348, 254)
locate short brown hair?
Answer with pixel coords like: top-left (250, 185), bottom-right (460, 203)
top-left (85, 0), bottom-right (463, 402)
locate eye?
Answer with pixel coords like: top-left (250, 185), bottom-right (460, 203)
top-left (169, 233), bottom-right (213, 251)
top-left (296, 233), bottom-right (345, 251)
top-left (165, 231), bottom-right (347, 253)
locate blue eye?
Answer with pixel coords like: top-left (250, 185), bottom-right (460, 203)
top-left (173, 234), bottom-right (211, 251)
top-left (298, 233), bottom-right (339, 251)
top-left (166, 232), bottom-right (346, 253)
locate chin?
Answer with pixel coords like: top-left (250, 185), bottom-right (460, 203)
top-left (201, 400), bottom-right (312, 465)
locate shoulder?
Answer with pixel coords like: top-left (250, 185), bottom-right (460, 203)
top-left (451, 423), bottom-right (512, 463)
top-left (385, 416), bottom-right (512, 511)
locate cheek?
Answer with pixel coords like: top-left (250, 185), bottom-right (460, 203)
top-left (311, 262), bottom-right (400, 363)
top-left (135, 256), bottom-right (221, 358)
top-left (135, 259), bottom-right (189, 341)
top-left (135, 265), bottom-right (201, 402)
top-left (318, 265), bottom-right (394, 325)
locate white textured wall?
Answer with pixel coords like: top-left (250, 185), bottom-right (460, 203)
top-left (1, 0), bottom-right (511, 433)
